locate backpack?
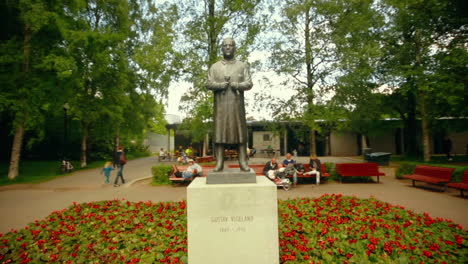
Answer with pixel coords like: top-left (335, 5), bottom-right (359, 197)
top-left (120, 154), bottom-right (127, 165)
top-left (295, 163), bottom-right (305, 172)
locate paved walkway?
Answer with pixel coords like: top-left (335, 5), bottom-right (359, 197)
top-left (0, 156), bottom-right (467, 234)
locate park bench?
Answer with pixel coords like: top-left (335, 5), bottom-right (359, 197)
top-left (170, 164), bottom-right (264, 183)
top-left (195, 156), bottom-right (215, 163)
top-left (296, 163), bottom-right (330, 178)
top-left (229, 164), bottom-right (265, 175)
top-left (403, 165), bottom-right (454, 191)
top-left (290, 163), bottom-right (331, 185)
top-left (447, 170), bottom-right (468, 196)
top-left (336, 163), bottom-right (385, 183)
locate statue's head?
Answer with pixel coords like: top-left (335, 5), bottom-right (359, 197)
top-left (221, 38), bottom-right (236, 59)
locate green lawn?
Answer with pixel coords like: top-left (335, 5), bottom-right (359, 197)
top-left (0, 160), bottom-right (104, 186)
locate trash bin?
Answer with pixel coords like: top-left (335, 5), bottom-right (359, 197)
top-left (365, 152), bottom-right (391, 166)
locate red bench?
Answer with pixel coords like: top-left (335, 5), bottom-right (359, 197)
top-left (296, 164), bottom-right (330, 178)
top-left (336, 163), bottom-right (385, 183)
top-left (229, 164), bottom-right (264, 175)
top-left (447, 170), bottom-right (468, 197)
top-left (169, 164), bottom-right (214, 183)
top-left (403, 165), bottom-right (454, 191)
top-left (170, 164), bottom-right (264, 183)
top-left (195, 156), bottom-right (215, 163)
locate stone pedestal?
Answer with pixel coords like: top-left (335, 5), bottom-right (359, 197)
top-left (206, 168), bottom-right (256, 184)
top-left (187, 177), bottom-right (279, 264)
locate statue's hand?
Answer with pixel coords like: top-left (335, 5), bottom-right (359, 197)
top-left (230, 82), bottom-right (239, 90)
top-left (222, 82), bottom-right (230, 89)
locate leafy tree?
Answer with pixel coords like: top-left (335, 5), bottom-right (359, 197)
top-left (380, 0), bottom-right (467, 161)
top-left (62, 0), bottom-right (178, 167)
top-left (0, 0), bottom-right (77, 179)
top-left (259, 0), bottom-right (382, 156)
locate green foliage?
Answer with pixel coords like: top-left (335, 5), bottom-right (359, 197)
top-left (151, 164), bottom-right (173, 185)
top-left (395, 163), bottom-right (415, 179)
top-left (324, 162), bottom-right (338, 182)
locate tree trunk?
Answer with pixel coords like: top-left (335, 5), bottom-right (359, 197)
top-left (403, 91), bottom-right (419, 157)
top-left (8, 123), bottom-right (25, 179)
top-left (361, 134), bottom-right (368, 154)
top-left (326, 133), bottom-right (331, 156)
top-left (8, 23), bottom-right (32, 179)
top-left (421, 94), bottom-right (431, 162)
top-left (115, 135), bottom-right (120, 151)
top-left (309, 128), bottom-right (316, 157)
top-left (304, 8), bottom-right (317, 157)
top-left (81, 126), bottom-right (88, 168)
top-left (207, 0), bottom-right (217, 66)
top-left (202, 133), bottom-right (209, 156)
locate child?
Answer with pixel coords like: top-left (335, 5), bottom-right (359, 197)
top-left (101, 161), bottom-right (113, 184)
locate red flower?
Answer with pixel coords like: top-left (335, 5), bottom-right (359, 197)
top-left (422, 250), bottom-right (432, 257)
top-left (367, 243), bottom-right (376, 251)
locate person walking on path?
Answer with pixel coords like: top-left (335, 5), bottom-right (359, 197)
top-left (442, 136), bottom-right (453, 161)
top-left (101, 162), bottom-right (114, 184)
top-left (113, 146), bottom-right (127, 186)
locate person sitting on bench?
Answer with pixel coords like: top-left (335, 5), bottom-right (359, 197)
top-left (304, 154), bottom-right (321, 185)
top-left (183, 159), bottom-right (202, 180)
top-left (282, 153), bottom-right (297, 186)
top-left (263, 157), bottom-right (279, 180)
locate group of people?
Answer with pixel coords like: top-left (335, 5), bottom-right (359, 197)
top-left (101, 146), bottom-right (127, 187)
top-left (263, 153), bottom-right (322, 186)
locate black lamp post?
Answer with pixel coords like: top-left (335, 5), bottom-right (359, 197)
top-left (63, 103), bottom-right (70, 160)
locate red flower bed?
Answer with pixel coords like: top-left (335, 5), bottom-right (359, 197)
top-left (278, 194), bottom-right (467, 263)
top-left (0, 195), bottom-right (466, 263)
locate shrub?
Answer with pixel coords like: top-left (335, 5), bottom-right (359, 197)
top-left (152, 164), bottom-right (172, 185)
top-left (395, 163), bottom-right (416, 179)
top-left (324, 162), bottom-right (338, 182)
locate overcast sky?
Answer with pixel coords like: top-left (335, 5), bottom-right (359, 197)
top-left (165, 50), bottom-right (294, 121)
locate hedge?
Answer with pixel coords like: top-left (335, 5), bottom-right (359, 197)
top-left (151, 164), bottom-right (173, 185)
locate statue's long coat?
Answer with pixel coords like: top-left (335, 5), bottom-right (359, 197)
top-left (206, 59), bottom-right (252, 144)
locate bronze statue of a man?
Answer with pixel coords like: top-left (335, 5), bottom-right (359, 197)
top-left (206, 38), bottom-right (252, 172)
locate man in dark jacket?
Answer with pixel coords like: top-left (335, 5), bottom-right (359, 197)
top-left (263, 158), bottom-right (279, 179)
top-left (206, 38), bottom-right (252, 172)
top-left (113, 146), bottom-right (126, 186)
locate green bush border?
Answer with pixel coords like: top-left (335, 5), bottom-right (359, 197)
top-left (395, 161), bottom-right (468, 182)
top-left (151, 164), bottom-right (173, 185)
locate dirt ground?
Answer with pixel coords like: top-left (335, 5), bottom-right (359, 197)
top-left (1, 156), bottom-right (467, 234)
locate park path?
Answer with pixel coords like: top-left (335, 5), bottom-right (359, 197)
top-left (1, 156), bottom-right (467, 234)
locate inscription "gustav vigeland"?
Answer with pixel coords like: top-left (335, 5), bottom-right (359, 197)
top-left (210, 215), bottom-right (254, 223)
